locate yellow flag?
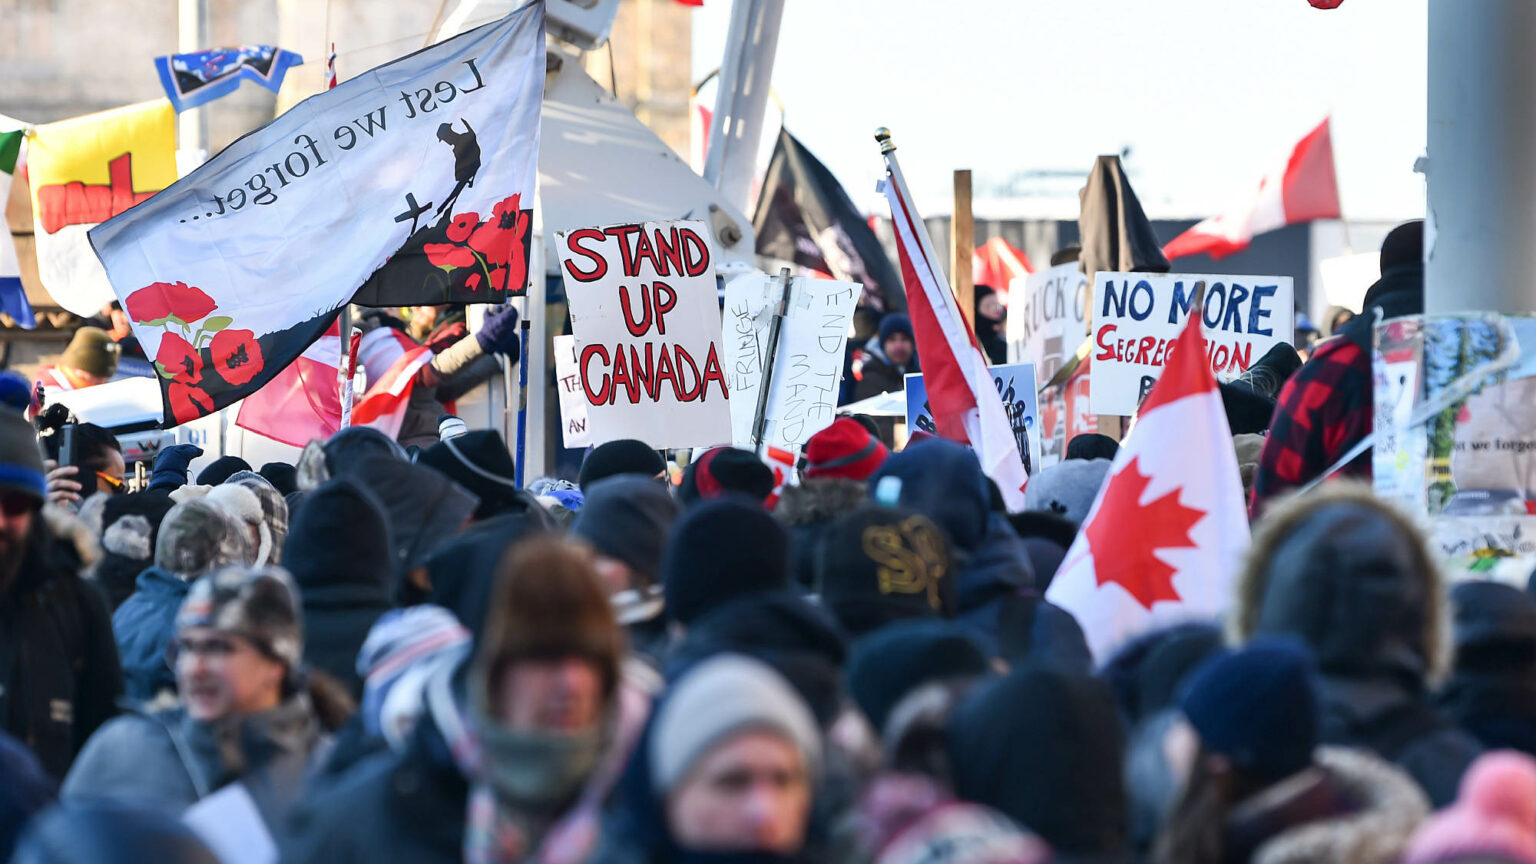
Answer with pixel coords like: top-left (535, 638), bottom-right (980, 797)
top-left (27, 100), bottom-right (175, 316)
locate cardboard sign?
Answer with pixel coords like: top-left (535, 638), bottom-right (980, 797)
top-left (556, 219), bottom-right (732, 449)
top-left (1008, 262), bottom-right (1090, 383)
top-left (551, 334), bottom-right (591, 449)
top-left (1090, 272), bottom-right (1294, 416)
top-left (722, 273), bottom-right (859, 452)
top-left (905, 362), bottom-right (1043, 475)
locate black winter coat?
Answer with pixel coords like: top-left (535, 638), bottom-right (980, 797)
top-left (0, 512), bottom-right (122, 778)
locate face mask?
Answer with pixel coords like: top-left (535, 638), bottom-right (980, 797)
top-left (469, 694), bottom-right (604, 810)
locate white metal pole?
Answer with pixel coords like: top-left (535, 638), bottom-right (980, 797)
top-left (177, 0), bottom-right (210, 155)
top-left (1425, 0), bottom-right (1536, 315)
top-left (524, 233), bottom-right (549, 481)
top-left (701, 0), bottom-right (785, 213)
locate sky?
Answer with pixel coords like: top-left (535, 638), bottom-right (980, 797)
top-left (691, 0), bottom-right (1428, 223)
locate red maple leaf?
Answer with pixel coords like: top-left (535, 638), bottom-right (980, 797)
top-left (1084, 456), bottom-right (1206, 609)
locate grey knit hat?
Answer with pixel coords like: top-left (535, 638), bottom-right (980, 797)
top-left (1023, 458), bottom-right (1113, 525)
top-left (154, 499), bottom-right (254, 579)
top-left (650, 654), bottom-right (821, 794)
top-left (176, 565), bottom-right (303, 669)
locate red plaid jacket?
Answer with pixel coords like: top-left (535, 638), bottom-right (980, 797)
top-left (1250, 335), bottom-right (1373, 517)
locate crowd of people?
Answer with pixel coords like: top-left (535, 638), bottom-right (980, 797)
top-left (3, 218), bottom-right (1536, 864)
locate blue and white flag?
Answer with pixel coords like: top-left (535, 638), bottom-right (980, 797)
top-left (156, 45), bottom-right (305, 112)
top-left (93, 4), bottom-right (544, 428)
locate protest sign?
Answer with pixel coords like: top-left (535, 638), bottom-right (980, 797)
top-left (552, 334), bottom-right (591, 448)
top-left (905, 362), bottom-right (1043, 474)
top-left (89, 7), bottom-right (545, 427)
top-left (556, 219), bottom-right (731, 449)
top-left (1089, 272), bottom-right (1294, 416)
top-left (1007, 262), bottom-right (1089, 383)
top-left (1038, 353), bottom-right (1098, 469)
top-left (722, 273), bottom-right (858, 453)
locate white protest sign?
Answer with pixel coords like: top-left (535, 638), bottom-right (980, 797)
top-left (1090, 272), bottom-right (1294, 416)
top-left (551, 334), bottom-right (591, 449)
top-left (183, 783), bottom-right (277, 864)
top-left (1007, 262), bottom-right (1090, 383)
top-left (1320, 251), bottom-right (1379, 314)
top-left (556, 219), bottom-right (732, 449)
top-left (722, 273), bottom-right (859, 452)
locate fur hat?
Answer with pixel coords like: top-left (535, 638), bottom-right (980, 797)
top-left (203, 483), bottom-right (271, 566)
top-left (176, 565), bottom-right (303, 671)
top-left (154, 499), bottom-right (254, 579)
top-left (224, 471), bottom-right (289, 566)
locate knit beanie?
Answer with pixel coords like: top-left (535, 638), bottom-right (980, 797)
top-left (60, 327), bottom-right (120, 379)
top-left (1179, 638), bottom-right (1320, 782)
top-left (224, 472), bottom-right (289, 566)
top-left (195, 455), bottom-right (251, 487)
top-left (154, 499), bottom-right (253, 579)
top-left (1065, 433), bottom-right (1119, 462)
top-left (847, 619), bottom-right (991, 736)
top-left (476, 538), bottom-right (625, 702)
top-left (1022, 458), bottom-right (1111, 525)
top-left (570, 474), bottom-right (680, 586)
top-left (662, 496), bottom-right (790, 625)
top-left (804, 418), bottom-right (889, 482)
top-left (878, 314), bottom-right (914, 345)
top-left (1381, 219), bottom-right (1425, 273)
top-left (416, 429), bottom-right (522, 520)
top-left (1402, 751), bottom-right (1536, 864)
top-left (0, 373), bottom-right (44, 504)
top-left (650, 654), bottom-right (821, 795)
top-left (678, 446), bottom-right (775, 507)
top-left (258, 462), bottom-right (298, 497)
top-left (176, 565), bottom-right (304, 671)
top-left (578, 439), bottom-right (667, 491)
top-left (282, 477), bottom-right (393, 591)
top-left (817, 506), bottom-right (952, 638)
top-left (356, 604), bottom-right (470, 747)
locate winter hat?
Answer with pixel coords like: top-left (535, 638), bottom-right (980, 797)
top-left (1381, 219), bottom-right (1425, 273)
top-left (1402, 751), bottom-right (1536, 864)
top-left (1240, 342), bottom-right (1304, 398)
top-left (1132, 622), bottom-right (1225, 722)
top-left (570, 474), bottom-right (680, 587)
top-left (1180, 639), bottom-right (1320, 782)
top-left (176, 565), bottom-right (303, 671)
top-left (669, 590), bottom-right (848, 727)
top-left (60, 327), bottom-right (120, 379)
top-left (154, 499), bottom-right (253, 579)
top-left (578, 439), bottom-right (667, 491)
top-left (203, 482), bottom-right (270, 566)
top-left (1066, 433), bottom-right (1120, 462)
top-left (650, 654), bottom-right (821, 795)
top-left (11, 802), bottom-right (218, 864)
top-left (1454, 580), bottom-right (1536, 657)
top-left (868, 439), bottom-right (992, 552)
top-left (817, 506), bottom-right (952, 637)
top-left (224, 472), bottom-right (289, 566)
top-left (421, 511), bottom-right (550, 639)
top-left (1007, 511), bottom-right (1079, 591)
top-left (878, 314), bottom-right (915, 345)
top-left (332, 455), bottom-right (478, 575)
top-left (282, 476), bottom-right (392, 592)
top-left (0, 731), bottom-right (54, 863)
top-left (322, 426), bottom-right (405, 475)
top-left (194, 455), bottom-right (251, 487)
top-left (257, 462), bottom-right (298, 497)
top-left (0, 372), bottom-right (45, 504)
top-left (1023, 457), bottom-right (1111, 525)
top-left (356, 604), bottom-right (470, 748)
top-left (95, 491), bottom-right (178, 609)
top-left (1220, 380), bottom-right (1277, 435)
top-left (947, 666), bottom-right (1126, 858)
top-left (662, 496), bottom-right (790, 625)
top-left (804, 418), bottom-right (889, 482)
top-left (476, 538), bottom-right (625, 702)
top-left (848, 620), bottom-right (991, 736)
top-left (417, 429), bottom-right (524, 520)
top-left (873, 800), bottom-right (1051, 864)
top-left (678, 446), bottom-right (775, 507)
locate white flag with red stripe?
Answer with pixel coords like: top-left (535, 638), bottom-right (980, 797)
top-left (1163, 117), bottom-right (1341, 261)
top-left (235, 324), bottom-right (432, 447)
top-left (879, 143), bottom-right (1029, 510)
top-left (1046, 311), bottom-right (1250, 661)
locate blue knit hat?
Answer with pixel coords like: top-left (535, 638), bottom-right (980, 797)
top-left (0, 373), bottom-right (45, 504)
top-left (878, 313), bottom-right (914, 344)
top-left (1179, 638), bottom-right (1320, 781)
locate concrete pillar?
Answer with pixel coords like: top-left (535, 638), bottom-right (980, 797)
top-left (1426, 0), bottom-right (1536, 315)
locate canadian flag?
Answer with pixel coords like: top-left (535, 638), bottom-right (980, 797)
top-left (971, 236), bottom-right (1033, 290)
top-left (235, 324), bottom-right (433, 447)
top-left (1162, 117), bottom-right (1341, 261)
top-left (1046, 308), bottom-right (1250, 661)
top-left (880, 144), bottom-right (1029, 510)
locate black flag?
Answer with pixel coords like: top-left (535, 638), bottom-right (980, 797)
top-left (1077, 154), bottom-right (1170, 279)
top-left (753, 128), bottom-right (905, 313)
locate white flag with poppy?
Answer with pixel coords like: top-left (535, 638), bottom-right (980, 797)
top-left (88, 5), bottom-right (543, 428)
top-left (1046, 310), bottom-right (1250, 661)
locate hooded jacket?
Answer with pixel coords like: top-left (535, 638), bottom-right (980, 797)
top-left (112, 567), bottom-right (192, 704)
top-left (1435, 580), bottom-right (1536, 757)
top-left (1231, 483), bottom-right (1481, 807)
top-left (0, 507), bottom-right (120, 779)
top-left (62, 697), bottom-right (328, 835)
top-left (283, 478), bottom-right (395, 699)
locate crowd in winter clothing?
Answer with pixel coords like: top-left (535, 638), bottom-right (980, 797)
top-left (9, 219), bottom-right (1536, 864)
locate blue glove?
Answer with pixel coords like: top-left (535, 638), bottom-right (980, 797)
top-left (147, 443), bottom-right (204, 493)
top-left (475, 305), bottom-right (522, 357)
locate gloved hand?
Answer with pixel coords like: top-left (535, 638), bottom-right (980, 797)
top-left (475, 305), bottom-right (522, 357)
top-left (147, 443), bottom-right (204, 493)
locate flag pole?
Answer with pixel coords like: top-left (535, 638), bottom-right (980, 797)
top-left (514, 318), bottom-right (530, 488)
top-left (876, 128), bottom-right (972, 349)
top-left (750, 267), bottom-right (793, 452)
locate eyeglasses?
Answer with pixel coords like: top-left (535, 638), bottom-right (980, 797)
top-left (0, 493), bottom-right (38, 518)
top-left (95, 472), bottom-right (125, 494)
top-left (166, 634), bottom-right (244, 666)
